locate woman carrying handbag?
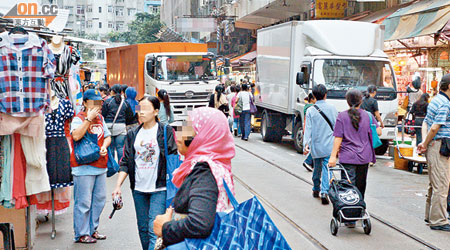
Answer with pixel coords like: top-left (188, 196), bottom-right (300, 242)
top-left (71, 89), bottom-right (111, 244)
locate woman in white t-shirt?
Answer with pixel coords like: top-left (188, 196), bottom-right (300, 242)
top-left (112, 96), bottom-right (177, 250)
top-left (236, 84), bottom-right (253, 141)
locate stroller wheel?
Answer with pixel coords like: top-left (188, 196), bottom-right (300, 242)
top-left (362, 219), bottom-right (372, 235)
top-left (330, 218), bottom-right (338, 236)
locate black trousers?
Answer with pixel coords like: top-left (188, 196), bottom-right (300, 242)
top-left (341, 163), bottom-right (369, 199)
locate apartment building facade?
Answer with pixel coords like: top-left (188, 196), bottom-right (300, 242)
top-left (40, 0), bottom-right (161, 37)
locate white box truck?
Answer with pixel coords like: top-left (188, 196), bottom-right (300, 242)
top-left (255, 20), bottom-right (398, 155)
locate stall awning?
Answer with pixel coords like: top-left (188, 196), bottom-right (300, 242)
top-left (383, 0), bottom-right (450, 41)
top-left (217, 51), bottom-right (256, 67)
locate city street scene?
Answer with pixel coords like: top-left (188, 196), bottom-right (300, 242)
top-left (0, 0), bottom-right (450, 249)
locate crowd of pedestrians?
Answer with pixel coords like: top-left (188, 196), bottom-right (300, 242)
top-left (65, 72), bottom-right (450, 248)
top-left (302, 74), bottom-right (450, 232)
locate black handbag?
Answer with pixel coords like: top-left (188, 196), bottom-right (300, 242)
top-left (74, 132), bottom-right (101, 165)
top-left (440, 138), bottom-right (450, 157)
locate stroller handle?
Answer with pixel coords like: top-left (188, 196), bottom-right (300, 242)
top-left (328, 164), bottom-right (352, 184)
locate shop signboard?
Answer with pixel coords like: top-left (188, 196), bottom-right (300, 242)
top-left (4, 2), bottom-right (68, 32)
top-left (313, 0), bottom-right (348, 19)
top-left (176, 18), bottom-right (217, 33)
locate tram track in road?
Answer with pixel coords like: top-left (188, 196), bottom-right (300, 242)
top-left (233, 175), bottom-right (329, 250)
top-left (235, 144), bottom-right (441, 250)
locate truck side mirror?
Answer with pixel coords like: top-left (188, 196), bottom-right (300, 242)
top-left (224, 58), bottom-right (230, 67)
top-left (296, 72), bottom-right (305, 86)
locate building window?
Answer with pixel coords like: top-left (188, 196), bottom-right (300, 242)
top-left (108, 22), bottom-right (114, 28)
top-left (76, 5), bottom-right (84, 15)
top-left (116, 22), bottom-right (124, 31)
top-left (87, 20), bottom-right (92, 28)
top-left (128, 8), bottom-right (136, 16)
top-left (116, 7), bottom-right (124, 16)
top-left (108, 5), bottom-right (113, 13)
top-left (116, 0), bottom-right (124, 3)
top-left (87, 5), bottom-right (92, 12)
top-left (99, 22), bottom-right (102, 28)
top-left (98, 6), bottom-right (102, 13)
top-left (148, 5), bottom-right (159, 14)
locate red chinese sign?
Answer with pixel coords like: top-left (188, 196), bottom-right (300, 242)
top-left (314, 0), bottom-right (348, 19)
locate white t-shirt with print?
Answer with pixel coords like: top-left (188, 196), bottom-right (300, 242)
top-left (238, 91), bottom-right (253, 111)
top-left (134, 124), bottom-right (165, 193)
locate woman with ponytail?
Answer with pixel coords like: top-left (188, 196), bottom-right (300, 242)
top-left (157, 89), bottom-right (175, 125)
top-left (329, 89), bottom-right (381, 207)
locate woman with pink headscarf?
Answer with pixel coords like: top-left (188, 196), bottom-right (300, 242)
top-left (153, 107), bottom-right (235, 248)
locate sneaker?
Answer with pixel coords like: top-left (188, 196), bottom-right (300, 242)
top-left (312, 191), bottom-right (319, 198)
top-left (302, 162), bottom-right (313, 172)
top-left (425, 219), bottom-right (430, 224)
top-left (430, 224), bottom-right (450, 231)
top-left (321, 193), bottom-right (329, 205)
top-left (234, 129), bottom-right (238, 137)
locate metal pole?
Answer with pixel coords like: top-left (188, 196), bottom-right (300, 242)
top-left (51, 189), bottom-right (56, 239)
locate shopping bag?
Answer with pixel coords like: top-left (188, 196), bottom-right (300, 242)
top-left (106, 149), bottom-right (119, 177)
top-left (73, 132), bottom-right (100, 165)
top-left (164, 125), bottom-right (183, 208)
top-left (250, 96), bottom-right (257, 114)
top-left (234, 98), bottom-right (243, 116)
top-left (184, 180), bottom-right (292, 250)
top-left (367, 111), bottom-right (382, 149)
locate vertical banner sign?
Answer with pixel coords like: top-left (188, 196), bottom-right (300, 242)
top-left (314, 0), bottom-right (348, 19)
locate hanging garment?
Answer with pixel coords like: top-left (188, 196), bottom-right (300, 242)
top-left (46, 137), bottom-right (72, 188)
top-left (45, 99), bottom-right (74, 138)
top-left (13, 134), bottom-right (28, 209)
top-left (0, 136), bottom-right (14, 208)
top-left (21, 125), bottom-right (51, 196)
top-left (0, 32), bottom-right (56, 117)
top-left (51, 46), bottom-right (79, 102)
top-left (0, 113), bottom-right (44, 137)
top-left (31, 187), bottom-right (71, 215)
top-left (45, 98), bottom-right (74, 188)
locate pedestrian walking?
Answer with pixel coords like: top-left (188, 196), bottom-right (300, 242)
top-left (102, 84), bottom-right (134, 163)
top-left (227, 85), bottom-right (237, 131)
top-left (329, 89), bottom-right (381, 201)
top-left (152, 107), bottom-right (235, 248)
top-left (209, 85), bottom-right (230, 116)
top-left (71, 89), bottom-right (111, 243)
top-left (231, 85), bottom-right (242, 137)
top-left (303, 85), bottom-right (338, 205)
top-left (112, 96), bottom-right (178, 249)
top-left (361, 85), bottom-right (384, 128)
top-left (410, 93), bottom-right (429, 144)
top-left (157, 89), bottom-right (175, 125)
top-left (303, 93), bottom-right (316, 172)
top-left (236, 84), bottom-right (253, 141)
top-left (98, 84), bottom-right (110, 101)
top-left (125, 87), bottom-right (139, 129)
top-left (418, 74), bottom-right (450, 232)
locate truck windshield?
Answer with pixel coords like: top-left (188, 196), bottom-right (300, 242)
top-left (313, 59), bottom-right (396, 100)
top-left (155, 55), bottom-right (216, 81)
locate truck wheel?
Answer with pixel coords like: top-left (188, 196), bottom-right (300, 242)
top-left (261, 111), bottom-right (284, 142)
top-left (375, 140), bottom-right (389, 155)
top-left (293, 122), bottom-right (303, 154)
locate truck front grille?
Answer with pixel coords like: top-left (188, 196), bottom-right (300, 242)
top-left (168, 92), bottom-right (210, 101)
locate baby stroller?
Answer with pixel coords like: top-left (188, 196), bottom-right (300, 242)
top-left (328, 165), bottom-right (371, 236)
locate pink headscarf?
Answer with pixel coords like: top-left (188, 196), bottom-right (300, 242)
top-left (172, 107), bottom-right (235, 211)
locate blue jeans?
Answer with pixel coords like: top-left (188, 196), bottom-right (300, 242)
top-left (304, 153), bottom-right (313, 166)
top-left (240, 111), bottom-right (251, 139)
top-left (73, 173), bottom-right (107, 240)
top-left (312, 157), bottom-right (330, 195)
top-left (233, 118), bottom-right (241, 135)
top-left (111, 135), bottom-right (126, 162)
top-left (133, 190), bottom-right (167, 250)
